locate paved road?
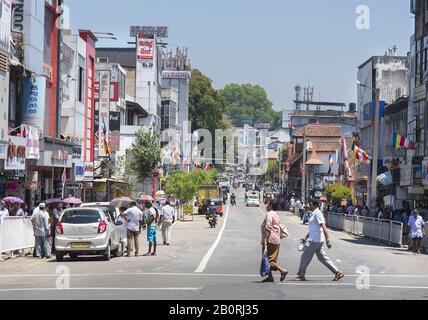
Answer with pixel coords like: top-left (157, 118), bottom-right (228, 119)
top-left (1, 189), bottom-right (428, 300)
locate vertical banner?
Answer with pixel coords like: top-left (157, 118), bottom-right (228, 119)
top-left (423, 161), bottom-right (428, 186)
top-left (98, 71), bottom-right (110, 157)
top-left (21, 124), bottom-right (40, 159)
top-left (5, 136), bottom-right (26, 170)
top-left (0, 0), bottom-right (11, 53)
top-left (22, 76), bottom-right (46, 136)
top-left (109, 112), bottom-right (120, 152)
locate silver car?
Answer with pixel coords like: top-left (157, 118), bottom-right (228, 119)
top-left (55, 207), bottom-right (124, 262)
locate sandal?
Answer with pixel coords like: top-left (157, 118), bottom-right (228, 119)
top-left (261, 277), bottom-right (274, 283)
top-left (280, 271), bottom-right (289, 282)
top-left (333, 272), bottom-right (345, 282)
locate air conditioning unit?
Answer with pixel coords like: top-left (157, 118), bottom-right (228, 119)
top-left (43, 65), bottom-right (53, 82)
top-left (97, 57), bottom-right (109, 63)
top-left (410, 0), bottom-right (416, 14)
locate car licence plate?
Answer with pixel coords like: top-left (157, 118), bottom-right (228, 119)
top-left (71, 242), bottom-right (91, 249)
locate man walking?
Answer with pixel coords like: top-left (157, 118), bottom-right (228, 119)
top-left (295, 199), bottom-right (344, 282)
top-left (408, 209), bottom-right (426, 255)
top-left (123, 202), bottom-right (144, 257)
top-left (143, 201), bottom-right (158, 256)
top-left (30, 203), bottom-right (51, 259)
top-left (160, 201), bottom-right (175, 246)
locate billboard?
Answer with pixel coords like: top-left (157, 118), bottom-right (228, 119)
top-left (84, 161), bottom-right (94, 182)
top-left (137, 36), bottom-right (155, 61)
top-left (423, 161), bottom-right (428, 186)
top-left (0, 0), bottom-right (11, 53)
top-left (22, 76), bottom-right (46, 136)
top-left (5, 136), bottom-right (25, 170)
top-left (130, 26), bottom-right (168, 38)
top-left (98, 71), bottom-right (110, 157)
top-left (162, 71), bottom-right (191, 79)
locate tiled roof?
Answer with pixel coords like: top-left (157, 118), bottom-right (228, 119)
top-left (306, 125), bottom-right (342, 137)
top-left (310, 137), bottom-right (341, 152)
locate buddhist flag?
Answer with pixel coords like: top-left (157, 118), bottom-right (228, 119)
top-left (102, 117), bottom-right (112, 157)
top-left (328, 152), bottom-right (334, 174)
top-left (353, 145), bottom-right (370, 163)
top-left (392, 133), bottom-right (415, 150)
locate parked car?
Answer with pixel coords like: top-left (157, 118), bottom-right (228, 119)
top-left (55, 207), bottom-right (124, 262)
top-left (246, 194), bottom-right (261, 207)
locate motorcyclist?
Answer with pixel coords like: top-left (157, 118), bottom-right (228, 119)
top-left (231, 193), bottom-right (236, 205)
top-left (207, 202), bottom-right (218, 223)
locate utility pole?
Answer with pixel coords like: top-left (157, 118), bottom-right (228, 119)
top-left (370, 89), bottom-right (381, 212)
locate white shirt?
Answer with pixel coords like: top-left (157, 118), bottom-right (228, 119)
top-left (378, 211), bottom-right (383, 220)
top-left (16, 208), bottom-right (25, 217)
top-left (408, 215), bottom-right (425, 239)
top-left (308, 208), bottom-right (326, 243)
top-left (124, 206), bottom-right (144, 232)
top-left (0, 208), bottom-right (9, 220)
top-left (161, 205), bottom-right (175, 221)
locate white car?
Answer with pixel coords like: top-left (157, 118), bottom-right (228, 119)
top-left (246, 195), bottom-right (261, 207)
top-left (55, 207), bottom-right (124, 262)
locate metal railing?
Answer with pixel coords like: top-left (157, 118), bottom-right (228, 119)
top-left (325, 213), bottom-right (403, 246)
top-left (0, 217), bottom-right (35, 261)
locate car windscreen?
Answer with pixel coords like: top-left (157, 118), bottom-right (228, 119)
top-left (61, 210), bottom-right (101, 224)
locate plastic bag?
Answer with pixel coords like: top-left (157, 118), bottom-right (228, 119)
top-left (260, 249), bottom-right (271, 277)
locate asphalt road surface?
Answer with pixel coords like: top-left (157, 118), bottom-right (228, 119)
top-left (1, 188), bottom-right (428, 300)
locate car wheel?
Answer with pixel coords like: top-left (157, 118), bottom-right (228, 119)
top-left (104, 244), bottom-right (111, 261)
top-left (69, 253), bottom-right (78, 260)
top-left (113, 241), bottom-right (124, 258)
top-left (56, 253), bottom-right (64, 262)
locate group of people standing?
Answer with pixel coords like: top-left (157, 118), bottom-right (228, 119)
top-left (121, 200), bottom-right (176, 257)
top-left (260, 199), bottom-right (345, 283)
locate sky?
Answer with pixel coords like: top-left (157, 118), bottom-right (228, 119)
top-left (67, 0), bottom-right (413, 112)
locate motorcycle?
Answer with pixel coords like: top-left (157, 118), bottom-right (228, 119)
top-left (208, 215), bottom-right (217, 228)
top-left (230, 198), bottom-right (236, 206)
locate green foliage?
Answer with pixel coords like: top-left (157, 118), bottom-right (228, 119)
top-left (219, 83), bottom-right (282, 130)
top-left (128, 129), bottom-right (162, 182)
top-left (189, 69), bottom-right (226, 133)
top-left (327, 183), bottom-right (353, 206)
top-left (164, 169), bottom-right (219, 204)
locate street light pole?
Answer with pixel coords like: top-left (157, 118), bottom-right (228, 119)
top-left (370, 88), bottom-right (381, 212)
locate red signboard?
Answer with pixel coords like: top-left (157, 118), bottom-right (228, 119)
top-left (137, 36), bottom-right (154, 61)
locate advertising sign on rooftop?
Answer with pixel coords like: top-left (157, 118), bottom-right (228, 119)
top-left (130, 26), bottom-right (168, 38)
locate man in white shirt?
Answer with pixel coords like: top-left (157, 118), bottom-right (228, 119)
top-left (123, 202), bottom-right (144, 257)
top-left (30, 203), bottom-right (51, 259)
top-left (295, 199), bottom-right (344, 282)
top-left (408, 210), bottom-right (426, 255)
top-left (160, 201), bottom-right (175, 246)
top-left (0, 201), bottom-right (9, 221)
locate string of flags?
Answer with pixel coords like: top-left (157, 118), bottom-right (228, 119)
top-left (352, 144), bottom-right (370, 163)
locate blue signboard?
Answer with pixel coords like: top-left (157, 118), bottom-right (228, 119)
top-left (22, 76), bottom-right (46, 135)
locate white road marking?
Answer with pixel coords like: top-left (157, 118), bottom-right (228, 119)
top-left (0, 287), bottom-right (203, 293)
top-left (2, 272), bottom-right (428, 279)
top-left (336, 259), bottom-right (342, 263)
top-left (152, 267), bottom-right (164, 271)
top-left (277, 283), bottom-right (428, 290)
top-left (194, 205), bottom-right (230, 273)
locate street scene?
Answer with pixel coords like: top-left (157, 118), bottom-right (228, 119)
top-left (0, 0), bottom-right (427, 302)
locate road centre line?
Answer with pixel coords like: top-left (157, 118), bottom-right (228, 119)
top-left (194, 205), bottom-right (230, 273)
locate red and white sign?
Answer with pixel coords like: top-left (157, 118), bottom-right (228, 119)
top-left (137, 36), bottom-right (154, 61)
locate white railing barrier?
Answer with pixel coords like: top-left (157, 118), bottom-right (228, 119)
top-left (325, 213), bottom-right (403, 246)
top-left (0, 217), bottom-right (35, 261)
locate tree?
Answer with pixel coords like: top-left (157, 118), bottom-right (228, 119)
top-left (327, 183), bottom-right (353, 206)
top-left (219, 83), bottom-right (282, 130)
top-left (128, 129), bottom-right (162, 182)
top-left (189, 69), bottom-right (226, 133)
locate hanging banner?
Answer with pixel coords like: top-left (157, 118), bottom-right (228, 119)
top-left (423, 161), bottom-right (428, 186)
top-left (98, 71), bottom-right (110, 157)
top-left (21, 124), bottom-right (40, 159)
top-left (5, 136), bottom-right (25, 170)
top-left (74, 160), bottom-right (84, 182)
top-left (22, 76), bottom-right (46, 136)
top-left (84, 161), bottom-right (94, 182)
